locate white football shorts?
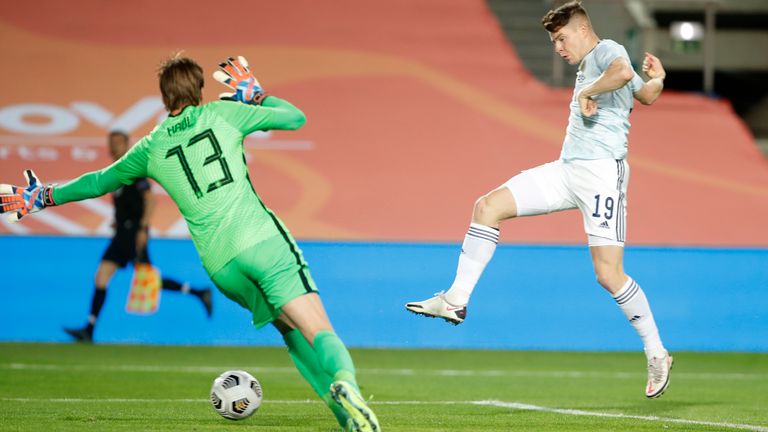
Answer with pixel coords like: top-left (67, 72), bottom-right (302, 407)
top-left (503, 158), bottom-right (629, 246)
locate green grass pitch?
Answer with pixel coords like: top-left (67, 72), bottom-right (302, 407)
top-left (1, 343), bottom-right (767, 431)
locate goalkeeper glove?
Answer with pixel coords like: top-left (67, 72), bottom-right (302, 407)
top-left (0, 170), bottom-right (56, 223)
top-left (212, 56), bottom-right (268, 104)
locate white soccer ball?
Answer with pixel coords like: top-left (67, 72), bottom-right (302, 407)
top-left (210, 370), bottom-right (263, 420)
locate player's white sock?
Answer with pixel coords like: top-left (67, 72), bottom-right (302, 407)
top-left (444, 223), bottom-right (499, 306)
top-left (613, 277), bottom-right (666, 360)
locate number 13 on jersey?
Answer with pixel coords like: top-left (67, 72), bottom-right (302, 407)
top-left (165, 129), bottom-right (234, 199)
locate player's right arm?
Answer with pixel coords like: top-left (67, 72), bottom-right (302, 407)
top-left (576, 42), bottom-right (637, 117)
top-left (633, 52), bottom-right (665, 105)
top-left (0, 136), bottom-right (151, 222)
top-left (53, 136), bottom-right (151, 204)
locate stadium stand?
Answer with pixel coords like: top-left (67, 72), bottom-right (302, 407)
top-left (1, 0), bottom-right (766, 246)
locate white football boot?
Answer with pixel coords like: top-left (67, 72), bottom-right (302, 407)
top-left (646, 351), bottom-right (674, 398)
top-left (405, 292), bottom-right (466, 325)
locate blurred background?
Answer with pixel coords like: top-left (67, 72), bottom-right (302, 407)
top-left (1, 0), bottom-right (766, 351)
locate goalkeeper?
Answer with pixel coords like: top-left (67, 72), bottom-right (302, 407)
top-left (0, 54), bottom-right (380, 432)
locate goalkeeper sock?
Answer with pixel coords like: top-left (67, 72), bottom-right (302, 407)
top-left (313, 331), bottom-right (359, 392)
top-left (612, 277), bottom-right (666, 360)
top-left (283, 330), bottom-right (349, 427)
top-left (87, 286), bottom-right (107, 332)
top-left (283, 329), bottom-right (331, 395)
top-left (444, 223), bottom-right (499, 305)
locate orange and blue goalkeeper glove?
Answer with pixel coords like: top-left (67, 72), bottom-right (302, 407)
top-left (0, 170), bottom-right (56, 223)
top-left (212, 56), bottom-right (268, 104)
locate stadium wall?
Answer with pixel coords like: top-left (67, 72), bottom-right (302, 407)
top-left (1, 236), bottom-right (765, 352)
top-left (3, 1), bottom-right (768, 247)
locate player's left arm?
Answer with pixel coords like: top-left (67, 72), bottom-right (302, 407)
top-left (633, 52), bottom-right (666, 105)
top-left (577, 57), bottom-right (635, 117)
top-left (212, 56), bottom-right (306, 134)
top-left (211, 97), bottom-right (306, 135)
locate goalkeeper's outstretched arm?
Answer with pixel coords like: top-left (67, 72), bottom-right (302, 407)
top-left (54, 137), bottom-right (149, 204)
top-left (0, 138), bottom-right (149, 222)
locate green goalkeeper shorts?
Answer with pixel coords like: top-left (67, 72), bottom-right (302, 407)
top-left (210, 235), bottom-right (318, 329)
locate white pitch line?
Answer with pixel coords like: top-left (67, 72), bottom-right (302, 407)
top-left (0, 398), bottom-right (315, 404)
top-left (475, 400), bottom-right (768, 432)
top-left (1, 398), bottom-right (766, 431)
top-left (2, 363), bottom-right (766, 381)
top-left (2, 363), bottom-right (294, 374)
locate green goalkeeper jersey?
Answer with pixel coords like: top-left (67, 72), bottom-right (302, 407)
top-left (53, 97), bottom-right (306, 274)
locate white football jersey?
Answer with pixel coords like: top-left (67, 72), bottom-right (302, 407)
top-left (561, 39), bottom-right (645, 161)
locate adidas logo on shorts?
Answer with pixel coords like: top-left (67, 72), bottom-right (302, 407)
top-left (598, 220), bottom-right (610, 229)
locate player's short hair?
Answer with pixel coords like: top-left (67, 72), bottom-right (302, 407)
top-left (157, 53), bottom-right (204, 112)
top-left (541, 1), bottom-right (590, 33)
top-left (108, 130), bottom-right (129, 143)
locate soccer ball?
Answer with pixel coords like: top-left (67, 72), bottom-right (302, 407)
top-left (210, 370), bottom-right (263, 420)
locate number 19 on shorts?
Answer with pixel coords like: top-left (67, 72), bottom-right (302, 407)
top-left (592, 194), bottom-right (614, 220)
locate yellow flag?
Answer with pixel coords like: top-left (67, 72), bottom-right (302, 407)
top-left (126, 263), bottom-right (162, 314)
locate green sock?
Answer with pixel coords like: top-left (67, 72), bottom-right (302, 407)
top-left (283, 329), bottom-right (349, 427)
top-left (283, 330), bottom-right (327, 396)
top-left (313, 330), bottom-right (359, 391)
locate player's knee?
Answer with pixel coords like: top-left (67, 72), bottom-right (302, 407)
top-left (595, 268), bottom-right (622, 291)
top-left (94, 273), bottom-right (109, 288)
top-left (473, 195), bottom-right (500, 222)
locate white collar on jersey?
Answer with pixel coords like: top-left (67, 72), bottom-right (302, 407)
top-left (578, 39), bottom-right (603, 72)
